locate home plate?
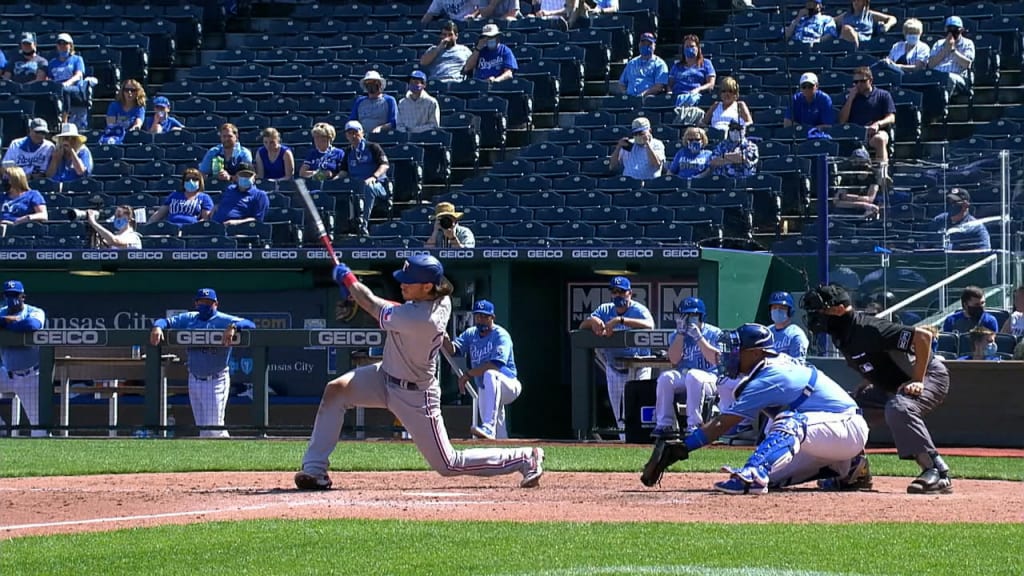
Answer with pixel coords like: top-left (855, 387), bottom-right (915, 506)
top-left (405, 491), bottom-right (473, 498)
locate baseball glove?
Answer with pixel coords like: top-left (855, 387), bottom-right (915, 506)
top-left (640, 438), bottom-right (690, 487)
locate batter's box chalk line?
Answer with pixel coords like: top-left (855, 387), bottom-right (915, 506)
top-left (498, 566), bottom-right (868, 576)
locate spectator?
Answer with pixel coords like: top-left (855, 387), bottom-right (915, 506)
top-left (834, 0), bottom-right (897, 48)
top-left (397, 71), bottom-right (440, 134)
top-left (875, 18), bottom-right (930, 75)
top-left (609, 116), bottom-right (665, 181)
top-left (1, 165), bottom-right (47, 231)
top-left (709, 121), bottom-right (759, 178)
top-left (148, 168), bottom-right (213, 226)
top-left (46, 33), bottom-right (92, 129)
top-left (478, 0), bottom-right (520, 19)
top-left (2, 118), bottom-right (55, 179)
top-left (786, 0), bottom-right (838, 44)
top-left (298, 122), bottom-right (345, 182)
top-left (45, 123), bottom-right (92, 183)
top-left (618, 32), bottom-right (668, 97)
top-left (667, 126), bottom-right (712, 179)
top-left (957, 327), bottom-right (1000, 361)
top-left (211, 163), bottom-right (269, 227)
top-left (145, 96), bottom-right (185, 134)
top-left (668, 34), bottom-right (716, 124)
top-left (350, 71), bottom-right (397, 134)
top-left (569, 0), bottom-right (618, 27)
top-left (931, 188), bottom-right (991, 251)
top-left (341, 120), bottom-right (390, 236)
top-left (419, 21), bottom-right (473, 84)
top-left (422, 0), bottom-right (482, 23)
top-left (254, 127), bottom-right (294, 182)
top-left (784, 72), bottom-right (835, 129)
top-left (701, 76), bottom-right (754, 132)
top-left (199, 123), bottom-right (254, 182)
top-left (941, 285), bottom-right (999, 334)
top-left (99, 79), bottom-right (146, 145)
top-left (464, 24), bottom-right (518, 84)
top-left (833, 148), bottom-right (880, 218)
top-left (2, 32), bottom-right (47, 84)
top-left (85, 205), bottom-right (142, 250)
top-left (528, 0), bottom-right (570, 19)
top-left (424, 201), bottom-right (475, 248)
top-left (1000, 285), bottom-right (1024, 337)
top-left (927, 16), bottom-right (975, 95)
top-left (838, 66), bottom-right (894, 168)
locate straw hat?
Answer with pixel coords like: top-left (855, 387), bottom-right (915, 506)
top-left (431, 202), bottom-right (463, 220)
top-left (55, 122), bottom-right (87, 143)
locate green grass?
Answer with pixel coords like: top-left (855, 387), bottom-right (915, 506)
top-left (1, 439), bottom-right (1021, 480)
top-left (3, 520), bottom-right (1023, 576)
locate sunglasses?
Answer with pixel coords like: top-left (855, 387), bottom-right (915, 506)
top-left (56, 40), bottom-right (70, 45)
top-left (123, 88), bottom-right (137, 93)
top-left (800, 83), bottom-right (815, 89)
top-left (853, 78), bottom-right (868, 84)
top-left (610, 288), bottom-right (627, 295)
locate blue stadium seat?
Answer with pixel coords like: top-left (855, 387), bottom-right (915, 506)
top-left (5, 222), bottom-right (47, 238)
top-left (181, 221), bottom-right (226, 238)
top-left (502, 221), bottom-right (547, 241)
top-left (240, 80), bottom-right (286, 99)
top-left (592, 126), bottom-right (630, 145)
top-left (185, 236), bottom-right (237, 249)
top-left (474, 192), bottom-right (518, 209)
top-left (581, 158), bottom-right (614, 178)
top-left (139, 221), bottom-right (180, 237)
top-left (103, 177), bottom-right (147, 195)
top-left (91, 145), bottom-right (124, 164)
top-left (581, 205), bottom-right (627, 224)
top-left (564, 143), bottom-right (605, 162)
top-left (507, 175), bottom-right (552, 195)
top-left (536, 158), bottom-right (579, 178)
top-left (554, 175), bottom-right (598, 194)
top-left (488, 207), bottom-right (533, 224)
top-left (656, 190), bottom-right (705, 209)
top-left (440, 113), bottom-right (481, 168)
top-left (574, 111), bottom-right (615, 129)
top-left (646, 222), bottom-right (694, 243)
top-left (311, 63), bottom-right (352, 81)
top-left (597, 222), bottom-right (643, 241)
top-left (133, 161), bottom-right (176, 180)
top-left (466, 96), bottom-right (508, 149)
top-left (460, 175), bottom-right (507, 195)
top-left (549, 221), bottom-right (595, 241)
top-left (472, 221), bottom-right (501, 240)
top-left (370, 221), bottom-right (414, 239)
top-left (0, 235), bottom-right (34, 249)
top-left (612, 190), bottom-right (659, 209)
top-left (518, 191), bottom-right (565, 209)
top-left (400, 206), bottom-right (434, 224)
top-left (599, 176), bottom-right (643, 195)
top-left (517, 143), bottom-right (563, 162)
top-left (91, 161), bottom-right (133, 180)
top-left (123, 145), bottom-right (165, 163)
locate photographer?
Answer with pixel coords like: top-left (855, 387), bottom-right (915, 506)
top-left (424, 202), bottom-right (475, 248)
top-left (84, 205), bottom-right (141, 249)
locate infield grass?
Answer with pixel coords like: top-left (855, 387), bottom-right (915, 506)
top-left (1, 439), bottom-right (1021, 480)
top-left (2, 520), bottom-right (1023, 576)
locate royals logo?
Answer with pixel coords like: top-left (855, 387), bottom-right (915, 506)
top-left (240, 358), bottom-right (254, 375)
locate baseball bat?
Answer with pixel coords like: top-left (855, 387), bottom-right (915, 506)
top-left (294, 178), bottom-right (340, 266)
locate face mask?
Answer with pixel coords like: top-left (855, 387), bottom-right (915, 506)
top-left (58, 49), bottom-right (69, 58)
top-left (729, 130), bottom-right (742, 143)
top-left (113, 217), bottom-right (128, 231)
top-left (807, 5), bottom-right (820, 15)
top-left (613, 296), bottom-right (628, 308)
top-left (965, 304), bottom-right (984, 318)
top-left (196, 304), bottom-right (215, 321)
top-left (21, 49), bottom-right (35, 56)
top-left (237, 177), bottom-right (252, 189)
top-left (684, 46), bottom-right (698, 59)
top-left (475, 322), bottom-right (490, 332)
top-left (184, 179), bottom-right (200, 192)
top-left (410, 84), bottom-right (424, 92)
top-left (639, 45), bottom-right (653, 56)
top-left (688, 141), bottom-right (702, 153)
top-left (905, 34), bottom-right (919, 45)
top-left (947, 28), bottom-right (961, 37)
top-left (4, 296), bottom-right (21, 310)
top-left (984, 342), bottom-right (998, 357)
top-left (486, 39), bottom-right (498, 49)
top-left (770, 309), bottom-right (789, 324)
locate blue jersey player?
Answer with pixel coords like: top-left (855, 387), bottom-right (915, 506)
top-left (445, 300), bottom-right (521, 440)
top-left (652, 297), bottom-right (721, 436)
top-left (641, 324), bottom-right (871, 494)
top-left (0, 280), bottom-right (46, 436)
top-left (767, 291), bottom-right (809, 362)
top-left (149, 288), bottom-right (255, 438)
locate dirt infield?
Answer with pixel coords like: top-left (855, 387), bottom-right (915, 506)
top-left (2, 467), bottom-right (1021, 539)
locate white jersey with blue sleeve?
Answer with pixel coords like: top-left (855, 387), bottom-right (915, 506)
top-left (453, 324), bottom-right (517, 385)
top-left (378, 296), bottom-right (451, 384)
top-left (669, 324), bottom-right (721, 373)
top-left (770, 324), bottom-right (809, 362)
top-left (153, 311), bottom-right (255, 379)
top-left (724, 357), bottom-right (857, 421)
top-left (591, 300), bottom-right (654, 361)
top-left (0, 303), bottom-right (45, 371)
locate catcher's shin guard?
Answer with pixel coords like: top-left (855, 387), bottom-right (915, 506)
top-left (640, 438), bottom-right (689, 487)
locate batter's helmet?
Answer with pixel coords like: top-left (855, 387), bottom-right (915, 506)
top-left (3, 280), bottom-right (25, 295)
top-left (677, 297), bottom-right (706, 319)
top-left (768, 291), bottom-right (795, 317)
top-left (717, 323), bottom-right (776, 378)
top-left (393, 254), bottom-right (444, 285)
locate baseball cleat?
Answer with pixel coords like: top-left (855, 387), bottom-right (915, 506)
top-left (713, 474), bottom-right (768, 495)
top-left (520, 447), bottom-right (545, 488)
top-left (650, 427), bottom-right (678, 439)
top-left (294, 470), bottom-right (332, 491)
top-left (819, 453), bottom-right (873, 491)
top-left (906, 468), bottom-right (953, 494)
top-left (470, 425), bottom-right (496, 440)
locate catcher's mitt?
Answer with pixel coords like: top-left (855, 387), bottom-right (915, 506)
top-left (640, 438), bottom-right (690, 487)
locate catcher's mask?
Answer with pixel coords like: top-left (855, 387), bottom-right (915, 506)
top-left (717, 323), bottom-right (776, 378)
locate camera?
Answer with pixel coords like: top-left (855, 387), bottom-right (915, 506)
top-left (439, 216), bottom-right (456, 230)
top-left (65, 208), bottom-right (91, 221)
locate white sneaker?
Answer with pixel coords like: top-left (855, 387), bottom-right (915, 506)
top-left (520, 447), bottom-right (545, 488)
top-left (85, 76), bottom-right (99, 87)
top-left (470, 425), bottom-right (496, 440)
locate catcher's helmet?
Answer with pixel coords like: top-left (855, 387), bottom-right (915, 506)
top-left (767, 291), bottom-right (795, 317)
top-left (393, 254), bottom-right (444, 285)
top-left (677, 297), bottom-right (706, 319)
top-left (717, 323), bottom-right (776, 378)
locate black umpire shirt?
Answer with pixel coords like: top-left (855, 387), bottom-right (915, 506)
top-left (831, 312), bottom-right (942, 394)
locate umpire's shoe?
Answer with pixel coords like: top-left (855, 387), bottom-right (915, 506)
top-left (294, 470), bottom-right (333, 491)
top-left (907, 468), bottom-right (953, 494)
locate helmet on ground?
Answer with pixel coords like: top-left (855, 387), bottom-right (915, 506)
top-left (768, 291), bottom-right (795, 317)
top-left (717, 323), bottom-right (776, 378)
top-left (393, 254), bottom-right (444, 286)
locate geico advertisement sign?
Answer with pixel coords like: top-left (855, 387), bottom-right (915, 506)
top-left (30, 330), bottom-right (108, 345)
top-left (627, 331), bottom-right (674, 348)
top-left (172, 331), bottom-right (250, 346)
top-left (309, 330), bottom-right (384, 347)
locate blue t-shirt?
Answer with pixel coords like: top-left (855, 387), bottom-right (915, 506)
top-left (941, 309), bottom-right (1000, 334)
top-left (785, 90), bottom-right (835, 126)
top-left (847, 87), bottom-right (895, 127)
top-left (0, 189), bottom-right (46, 223)
top-left (667, 59), bottom-right (715, 95)
top-left (50, 146), bottom-right (94, 182)
top-left (668, 324), bottom-right (721, 372)
top-left (473, 44), bottom-right (519, 81)
top-left (47, 53), bottom-right (85, 83)
top-left (453, 324), bottom-right (518, 383)
top-left (162, 191), bottom-right (214, 225)
top-left (725, 357), bottom-right (858, 420)
top-left (349, 95), bottom-right (398, 134)
top-left (932, 213), bottom-right (991, 251)
top-left (211, 184), bottom-right (269, 224)
top-left (426, 44), bottom-right (472, 83)
top-left (0, 303), bottom-right (46, 371)
top-left (668, 149), bottom-right (712, 179)
top-left (344, 140), bottom-right (388, 182)
top-left (769, 323), bottom-right (809, 362)
top-left (257, 145), bottom-right (291, 180)
top-left (5, 53), bottom-right (47, 84)
top-left (152, 311), bottom-right (256, 378)
top-left (302, 146), bottom-right (345, 173)
top-left (105, 101), bottom-right (145, 130)
top-left (793, 14), bottom-right (838, 44)
top-left (199, 144), bottom-right (254, 176)
top-left (145, 114), bottom-right (184, 133)
top-left (619, 55), bottom-right (669, 96)
top-left (590, 300), bottom-right (654, 360)
top-left (0, 50), bottom-right (6, 71)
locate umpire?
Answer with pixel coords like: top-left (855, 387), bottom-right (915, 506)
top-left (801, 284), bottom-right (953, 494)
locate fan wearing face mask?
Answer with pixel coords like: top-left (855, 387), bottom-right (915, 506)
top-left (930, 188), bottom-right (991, 251)
top-left (2, 32), bottom-right (48, 84)
top-left (957, 327), bottom-right (1002, 361)
top-left (941, 285), bottom-right (1000, 334)
top-left (926, 16), bottom-right (975, 95)
top-left (148, 168), bottom-right (213, 226)
top-left (85, 204), bottom-right (142, 249)
top-left (150, 288), bottom-right (256, 438)
top-left (211, 163), bottom-right (269, 227)
top-left (617, 32), bottom-right (668, 97)
top-left (350, 71), bottom-right (398, 134)
top-left (876, 18), bottom-right (930, 75)
top-left (785, 0), bottom-right (838, 44)
top-left (766, 292), bottom-right (809, 363)
top-left (397, 71), bottom-right (440, 134)
top-left (667, 127), bottom-right (712, 179)
top-left (463, 24), bottom-right (518, 84)
top-left (709, 121), bottom-right (758, 178)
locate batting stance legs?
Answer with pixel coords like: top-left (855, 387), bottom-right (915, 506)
top-left (300, 363), bottom-right (543, 487)
top-left (0, 368), bottom-right (45, 437)
top-left (477, 369), bottom-right (521, 439)
top-left (189, 368), bottom-right (231, 438)
top-left (654, 368), bottom-right (717, 432)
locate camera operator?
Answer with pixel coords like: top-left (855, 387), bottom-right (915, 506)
top-left (83, 205), bottom-right (141, 249)
top-left (424, 201), bottom-right (475, 248)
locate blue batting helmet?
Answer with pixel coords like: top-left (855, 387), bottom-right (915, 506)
top-left (677, 297), bottom-right (706, 319)
top-left (393, 254), bottom-right (444, 285)
top-left (767, 291), bottom-right (795, 317)
top-left (717, 323), bottom-right (777, 378)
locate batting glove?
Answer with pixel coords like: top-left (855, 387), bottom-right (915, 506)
top-left (684, 321), bottom-right (702, 341)
top-left (333, 263), bottom-right (359, 288)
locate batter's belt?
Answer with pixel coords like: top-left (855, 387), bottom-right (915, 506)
top-left (384, 372), bottom-right (428, 391)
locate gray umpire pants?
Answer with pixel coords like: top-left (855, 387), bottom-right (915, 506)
top-left (853, 362), bottom-right (949, 460)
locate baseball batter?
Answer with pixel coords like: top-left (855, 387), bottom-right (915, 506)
top-left (579, 276), bottom-right (655, 437)
top-left (445, 299), bottom-right (520, 440)
top-left (652, 297), bottom-right (721, 437)
top-left (642, 324), bottom-right (871, 494)
top-left (295, 255), bottom-right (544, 490)
top-left (767, 291), bottom-right (809, 362)
top-left (149, 288), bottom-right (255, 438)
top-left (0, 280), bottom-right (46, 437)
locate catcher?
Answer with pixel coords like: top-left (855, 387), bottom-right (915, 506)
top-left (641, 323), bottom-right (871, 494)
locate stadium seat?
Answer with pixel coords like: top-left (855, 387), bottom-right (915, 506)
top-left (549, 221), bottom-right (595, 241)
top-left (460, 175), bottom-right (507, 195)
top-left (520, 192), bottom-right (565, 209)
top-left (139, 221), bottom-right (180, 237)
top-left (181, 221), bottom-right (226, 238)
top-left (554, 175), bottom-right (599, 194)
top-left (474, 192), bottom-right (518, 209)
top-left (502, 221), bottom-right (547, 241)
top-left (581, 205), bottom-right (628, 224)
top-left (507, 175), bottom-right (553, 195)
top-left (596, 222), bottom-right (643, 241)
top-left (487, 207), bottom-right (532, 224)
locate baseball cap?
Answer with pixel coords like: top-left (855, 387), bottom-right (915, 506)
top-left (947, 188), bottom-right (970, 203)
top-left (28, 118), bottom-right (49, 133)
top-left (344, 120), bottom-right (363, 132)
top-left (640, 32), bottom-right (657, 43)
top-left (945, 16), bottom-right (963, 28)
top-left (3, 280), bottom-right (25, 295)
top-left (409, 70), bottom-right (428, 83)
top-left (56, 32), bottom-right (73, 44)
top-left (195, 287), bottom-right (218, 301)
top-left (153, 96), bottom-right (171, 108)
top-left (19, 32), bottom-right (36, 45)
top-left (472, 300), bottom-right (495, 317)
top-left (235, 162), bottom-right (255, 178)
top-left (799, 72), bottom-right (818, 86)
top-left (481, 24), bottom-right (501, 37)
top-left (393, 254), bottom-right (444, 286)
top-left (631, 116), bottom-right (651, 134)
top-left (610, 276), bottom-right (631, 291)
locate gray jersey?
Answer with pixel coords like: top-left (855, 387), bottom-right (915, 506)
top-left (379, 295), bottom-right (452, 384)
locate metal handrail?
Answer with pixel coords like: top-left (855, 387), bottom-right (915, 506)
top-left (876, 253), bottom-right (999, 319)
